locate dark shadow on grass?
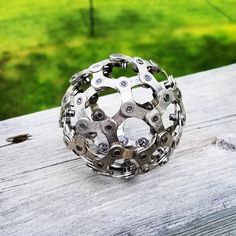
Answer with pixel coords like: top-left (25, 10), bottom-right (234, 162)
top-left (131, 35), bottom-right (236, 76)
top-left (1, 34), bottom-right (236, 119)
top-left (46, 8), bottom-right (110, 41)
top-left (0, 53), bottom-right (57, 120)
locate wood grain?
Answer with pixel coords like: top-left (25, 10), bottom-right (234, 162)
top-left (0, 64), bottom-right (236, 236)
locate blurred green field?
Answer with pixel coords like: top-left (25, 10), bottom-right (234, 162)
top-left (0, 0), bottom-right (236, 120)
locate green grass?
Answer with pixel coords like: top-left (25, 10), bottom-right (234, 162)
top-left (0, 0), bottom-right (236, 119)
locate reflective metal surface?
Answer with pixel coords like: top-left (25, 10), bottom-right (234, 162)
top-left (59, 54), bottom-right (186, 178)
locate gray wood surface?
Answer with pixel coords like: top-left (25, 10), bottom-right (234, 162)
top-left (0, 64), bottom-right (236, 236)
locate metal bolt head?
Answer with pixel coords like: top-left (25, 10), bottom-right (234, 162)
top-left (144, 74), bottom-right (152, 81)
top-left (120, 80), bottom-right (128, 87)
top-left (136, 58), bottom-right (144, 64)
top-left (136, 137), bottom-right (149, 147)
top-left (164, 93), bottom-right (170, 102)
top-left (98, 143), bottom-right (109, 153)
top-left (149, 155), bottom-right (159, 164)
top-left (65, 118), bottom-right (71, 124)
top-left (169, 114), bottom-right (177, 121)
top-left (139, 153), bottom-right (147, 161)
top-left (77, 97), bottom-right (82, 105)
top-left (63, 96), bottom-right (68, 103)
top-left (177, 90), bottom-right (182, 99)
top-left (79, 123), bottom-right (88, 130)
top-left (109, 53), bottom-right (124, 60)
top-left (66, 110), bottom-right (75, 117)
top-left (152, 115), bottom-right (159, 122)
top-left (89, 63), bottom-right (101, 73)
top-left (76, 145), bottom-right (82, 152)
top-left (89, 132), bottom-right (97, 138)
top-left (181, 114), bottom-right (186, 126)
top-left (112, 148), bottom-right (121, 158)
top-left (126, 105), bottom-right (134, 113)
top-left (97, 162), bottom-right (104, 167)
top-left (142, 165), bottom-right (149, 172)
top-left (89, 93), bottom-right (98, 104)
top-left (105, 124), bottom-right (113, 132)
top-left (161, 134), bottom-right (168, 144)
top-left (97, 112), bottom-right (104, 119)
top-left (95, 78), bottom-right (102, 84)
top-left (92, 109), bottom-right (105, 121)
top-left (159, 157), bottom-right (169, 166)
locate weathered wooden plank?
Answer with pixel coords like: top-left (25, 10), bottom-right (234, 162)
top-left (0, 64), bottom-right (236, 236)
top-left (165, 206), bottom-right (236, 236)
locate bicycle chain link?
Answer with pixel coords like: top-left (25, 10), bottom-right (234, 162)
top-left (59, 53), bottom-right (186, 178)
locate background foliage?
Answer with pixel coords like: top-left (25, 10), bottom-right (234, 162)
top-left (0, 0), bottom-right (236, 120)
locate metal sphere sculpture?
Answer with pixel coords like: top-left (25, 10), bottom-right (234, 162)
top-left (59, 54), bottom-right (186, 178)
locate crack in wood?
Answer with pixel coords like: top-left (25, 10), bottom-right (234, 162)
top-left (185, 113), bottom-right (236, 131)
